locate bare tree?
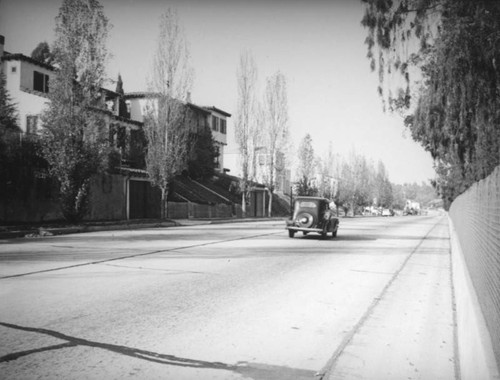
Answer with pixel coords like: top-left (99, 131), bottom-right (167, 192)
top-left (295, 133), bottom-right (317, 196)
top-left (235, 50), bottom-right (259, 216)
top-left (262, 71), bottom-right (289, 217)
top-left (144, 8), bottom-right (194, 219)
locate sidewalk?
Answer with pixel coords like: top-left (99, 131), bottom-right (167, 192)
top-left (319, 217), bottom-right (458, 379)
top-left (0, 217), bottom-right (286, 239)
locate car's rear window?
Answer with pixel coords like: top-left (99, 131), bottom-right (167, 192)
top-left (299, 201), bottom-right (317, 208)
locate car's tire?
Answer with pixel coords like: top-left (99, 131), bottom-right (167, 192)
top-left (288, 229), bottom-right (295, 238)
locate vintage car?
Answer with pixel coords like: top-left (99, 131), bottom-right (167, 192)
top-left (286, 196), bottom-right (339, 238)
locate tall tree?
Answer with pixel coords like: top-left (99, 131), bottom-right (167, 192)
top-left (317, 142), bottom-right (339, 200)
top-left (295, 133), bottom-right (317, 196)
top-left (375, 160), bottom-right (393, 208)
top-left (361, 0), bottom-right (500, 207)
top-left (40, 0), bottom-right (110, 223)
top-left (115, 73), bottom-right (129, 117)
top-left (144, 8), bottom-right (193, 219)
top-left (337, 151), bottom-right (374, 215)
top-left (235, 50), bottom-right (259, 216)
top-left (262, 71), bottom-right (289, 217)
top-left (187, 123), bottom-right (217, 181)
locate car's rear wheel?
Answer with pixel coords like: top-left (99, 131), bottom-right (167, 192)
top-left (288, 229), bottom-right (295, 238)
top-left (332, 223), bottom-right (338, 238)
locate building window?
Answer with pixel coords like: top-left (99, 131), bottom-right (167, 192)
top-left (11, 66), bottom-right (17, 73)
top-left (220, 119), bottom-right (226, 134)
top-left (215, 146), bottom-right (220, 168)
top-left (26, 115), bottom-right (38, 134)
top-left (212, 115), bottom-right (218, 132)
top-left (33, 71), bottom-right (49, 93)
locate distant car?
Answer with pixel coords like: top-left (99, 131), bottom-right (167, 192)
top-left (382, 208), bottom-right (394, 216)
top-left (286, 197), bottom-right (339, 239)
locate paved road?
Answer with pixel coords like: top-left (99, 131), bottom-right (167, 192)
top-left (0, 215), bottom-right (457, 379)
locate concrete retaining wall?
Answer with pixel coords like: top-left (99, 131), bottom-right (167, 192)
top-left (87, 174), bottom-right (127, 221)
top-left (449, 165), bottom-right (500, 379)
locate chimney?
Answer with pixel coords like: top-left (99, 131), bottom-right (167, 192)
top-left (0, 35), bottom-right (4, 58)
top-left (186, 91), bottom-right (191, 103)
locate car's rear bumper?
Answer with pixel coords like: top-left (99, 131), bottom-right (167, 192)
top-left (286, 226), bottom-right (323, 233)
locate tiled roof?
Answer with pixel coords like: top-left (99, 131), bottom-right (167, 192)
top-left (1, 53), bottom-right (54, 71)
top-left (117, 167), bottom-right (149, 178)
top-left (188, 102), bottom-right (211, 115)
top-left (204, 106), bottom-right (231, 117)
top-left (123, 92), bottom-right (159, 99)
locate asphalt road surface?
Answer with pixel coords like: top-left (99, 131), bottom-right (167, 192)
top-left (0, 214), bottom-right (457, 380)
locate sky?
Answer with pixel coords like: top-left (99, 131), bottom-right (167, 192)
top-left (0, 0), bottom-right (436, 185)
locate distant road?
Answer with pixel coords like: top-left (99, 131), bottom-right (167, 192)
top-left (0, 215), bottom-right (456, 380)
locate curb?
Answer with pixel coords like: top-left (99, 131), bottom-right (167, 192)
top-left (0, 217), bottom-right (286, 240)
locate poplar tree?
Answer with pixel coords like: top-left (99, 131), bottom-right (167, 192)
top-left (144, 8), bottom-right (193, 219)
top-left (41, 0), bottom-right (110, 223)
top-left (262, 71), bottom-right (289, 217)
top-left (235, 51), bottom-right (259, 216)
top-left (296, 134), bottom-right (317, 196)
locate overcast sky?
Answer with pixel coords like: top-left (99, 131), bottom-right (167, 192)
top-left (0, 0), bottom-right (436, 184)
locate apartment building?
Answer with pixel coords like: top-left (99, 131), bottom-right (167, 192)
top-left (0, 35), bottom-right (232, 221)
top-left (124, 93), bottom-right (231, 172)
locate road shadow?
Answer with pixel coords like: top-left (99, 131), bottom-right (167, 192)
top-left (0, 322), bottom-right (317, 380)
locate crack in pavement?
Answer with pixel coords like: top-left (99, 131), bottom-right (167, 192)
top-left (0, 231), bottom-right (282, 280)
top-left (99, 262), bottom-right (215, 275)
top-left (316, 216), bottom-right (446, 379)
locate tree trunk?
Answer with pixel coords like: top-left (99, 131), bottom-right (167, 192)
top-left (241, 191), bottom-right (247, 217)
top-left (267, 188), bottom-right (273, 217)
top-left (160, 185), bottom-right (168, 219)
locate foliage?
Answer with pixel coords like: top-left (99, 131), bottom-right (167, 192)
top-left (375, 161), bottom-right (393, 208)
top-left (294, 177), bottom-right (318, 197)
top-left (295, 134), bottom-right (317, 196)
top-left (40, 0), bottom-right (110, 223)
top-left (143, 96), bottom-right (189, 196)
top-left (0, 71), bottom-right (18, 132)
top-left (392, 181), bottom-right (437, 209)
top-left (337, 151), bottom-right (374, 214)
top-left (0, 72), bottom-right (51, 203)
top-left (187, 124), bottom-right (217, 181)
top-left (0, 134), bottom-right (53, 204)
top-left (144, 8), bottom-right (193, 218)
top-left (31, 41), bottom-right (54, 65)
top-left (316, 142), bottom-right (339, 199)
top-left (361, 0), bottom-right (500, 207)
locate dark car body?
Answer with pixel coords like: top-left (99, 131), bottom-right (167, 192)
top-left (285, 196), bottom-right (339, 238)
